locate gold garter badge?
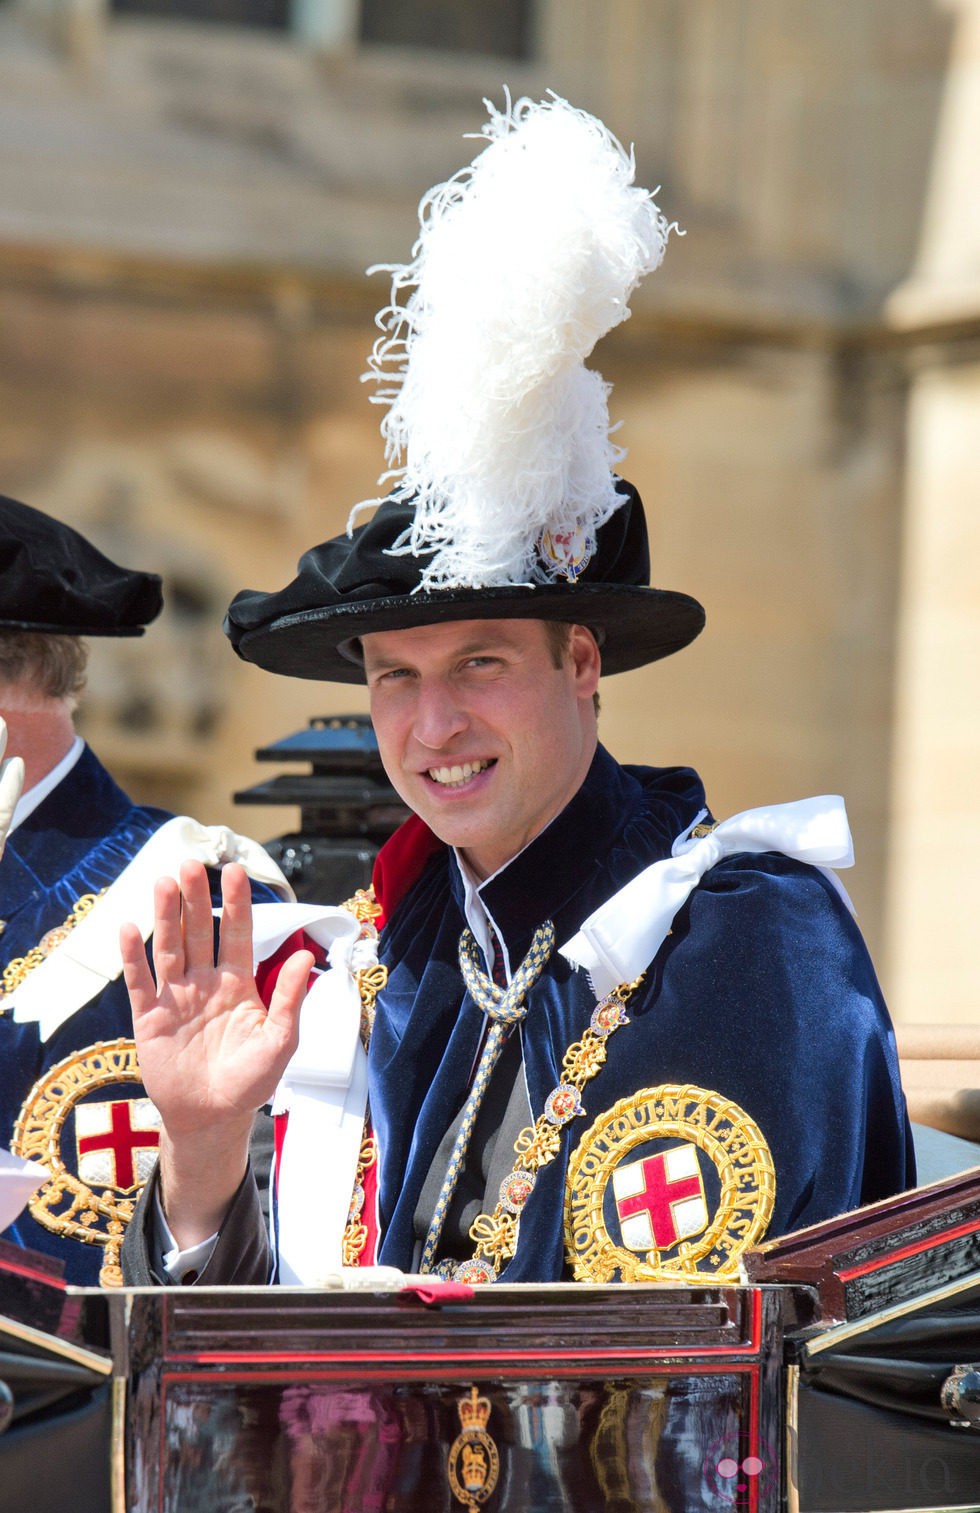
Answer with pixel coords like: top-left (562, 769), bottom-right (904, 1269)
top-left (563, 1083), bottom-right (775, 1282)
top-left (11, 1038), bottom-right (160, 1287)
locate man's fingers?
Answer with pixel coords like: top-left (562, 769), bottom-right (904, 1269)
top-left (120, 921), bottom-right (156, 1016)
top-left (178, 860), bottom-right (218, 972)
top-left (149, 874), bottom-right (185, 983)
top-left (0, 752), bottom-right (23, 829)
top-left (215, 862), bottom-right (256, 973)
top-left (0, 716), bottom-right (24, 861)
top-left (265, 948), bottom-right (315, 1049)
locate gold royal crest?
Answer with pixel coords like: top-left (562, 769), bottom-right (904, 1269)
top-left (563, 1083), bottom-right (775, 1283)
top-left (11, 1038), bottom-right (159, 1287)
top-left (447, 1387), bottom-right (500, 1510)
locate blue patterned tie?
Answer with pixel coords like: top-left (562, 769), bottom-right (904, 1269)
top-left (418, 920), bottom-right (555, 1273)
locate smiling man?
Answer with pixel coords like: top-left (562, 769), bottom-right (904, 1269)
top-left (362, 619), bottom-right (600, 881)
top-left (119, 93), bottom-right (913, 1289)
top-left (120, 484), bottom-right (912, 1288)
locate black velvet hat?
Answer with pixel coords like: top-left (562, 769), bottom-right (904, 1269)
top-left (225, 481), bottom-right (704, 685)
top-left (0, 495), bottom-right (163, 636)
top-left (227, 96), bottom-right (706, 685)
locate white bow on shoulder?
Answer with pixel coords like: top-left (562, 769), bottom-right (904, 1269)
top-left (560, 796), bottom-right (855, 998)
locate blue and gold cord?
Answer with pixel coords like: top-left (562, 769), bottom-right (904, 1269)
top-left (418, 920), bottom-right (555, 1273)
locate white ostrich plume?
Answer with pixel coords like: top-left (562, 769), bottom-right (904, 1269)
top-left (358, 91), bottom-right (675, 590)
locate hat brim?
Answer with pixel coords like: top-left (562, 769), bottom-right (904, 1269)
top-left (0, 617), bottom-right (147, 638)
top-left (230, 582), bottom-right (705, 684)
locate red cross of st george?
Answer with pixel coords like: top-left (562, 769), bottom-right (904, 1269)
top-left (616, 1151), bottom-right (703, 1248)
top-left (77, 1101), bottom-right (160, 1191)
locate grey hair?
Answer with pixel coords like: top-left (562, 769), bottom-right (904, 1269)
top-left (0, 632), bottom-right (88, 705)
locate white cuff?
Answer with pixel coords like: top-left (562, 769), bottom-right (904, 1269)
top-left (154, 1189), bottom-right (219, 1284)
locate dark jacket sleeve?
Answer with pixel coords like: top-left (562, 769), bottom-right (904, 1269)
top-left (121, 1114), bottom-right (275, 1286)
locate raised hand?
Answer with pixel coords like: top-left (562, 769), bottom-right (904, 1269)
top-left (0, 717), bottom-right (25, 861)
top-left (121, 859), bottom-right (313, 1247)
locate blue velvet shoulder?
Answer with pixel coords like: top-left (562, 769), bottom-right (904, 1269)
top-left (631, 849), bottom-right (913, 1228)
top-left (499, 848), bottom-right (913, 1281)
top-left (370, 753), bottom-right (913, 1278)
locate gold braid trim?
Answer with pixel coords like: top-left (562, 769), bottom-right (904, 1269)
top-left (341, 1132), bottom-right (378, 1266)
top-left (338, 886), bottom-right (385, 1264)
top-left (0, 891), bottom-right (106, 1007)
top-left (341, 887), bottom-right (383, 928)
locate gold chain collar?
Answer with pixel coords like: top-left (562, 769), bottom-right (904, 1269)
top-left (437, 974), bottom-right (645, 1284)
top-left (300, 887), bottom-right (642, 1283)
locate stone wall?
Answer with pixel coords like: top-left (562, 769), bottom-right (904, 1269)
top-left (0, 0), bottom-right (977, 1018)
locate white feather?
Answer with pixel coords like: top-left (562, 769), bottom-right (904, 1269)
top-left (358, 92), bottom-right (674, 589)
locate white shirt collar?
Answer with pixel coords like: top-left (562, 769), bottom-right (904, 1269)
top-left (8, 736), bottom-right (85, 834)
top-left (451, 804), bottom-right (571, 985)
top-left (453, 849), bottom-right (512, 983)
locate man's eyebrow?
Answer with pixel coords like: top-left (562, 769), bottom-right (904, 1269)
top-left (362, 647), bottom-right (406, 673)
top-left (453, 637), bottom-right (516, 657)
top-left (364, 635), bottom-right (520, 673)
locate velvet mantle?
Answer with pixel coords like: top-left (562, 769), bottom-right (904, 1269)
top-left (370, 745), bottom-right (914, 1280)
top-left (0, 745), bottom-right (280, 1282)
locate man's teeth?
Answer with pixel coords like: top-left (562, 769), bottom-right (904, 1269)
top-left (428, 760), bottom-right (492, 787)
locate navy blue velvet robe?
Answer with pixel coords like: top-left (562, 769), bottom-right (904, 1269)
top-left (370, 745), bottom-right (914, 1280)
top-left (0, 745), bottom-right (278, 1283)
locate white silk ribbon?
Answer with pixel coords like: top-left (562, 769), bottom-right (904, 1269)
top-left (559, 795), bottom-right (855, 999)
top-left (8, 815), bottom-right (293, 1039)
top-left (267, 908), bottom-right (378, 1287)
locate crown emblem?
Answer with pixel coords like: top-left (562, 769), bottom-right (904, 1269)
top-left (458, 1386), bottom-right (491, 1433)
top-left (448, 1386), bottom-right (500, 1509)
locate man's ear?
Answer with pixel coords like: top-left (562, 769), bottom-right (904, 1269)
top-left (568, 625), bottom-right (601, 700)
